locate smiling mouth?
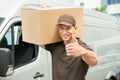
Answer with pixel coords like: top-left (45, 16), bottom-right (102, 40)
top-left (62, 35), bottom-right (69, 38)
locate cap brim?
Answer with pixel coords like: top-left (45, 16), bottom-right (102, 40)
top-left (57, 22), bottom-right (73, 26)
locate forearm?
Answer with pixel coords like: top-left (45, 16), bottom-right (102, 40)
top-left (65, 41), bottom-right (97, 66)
top-left (82, 49), bottom-right (97, 66)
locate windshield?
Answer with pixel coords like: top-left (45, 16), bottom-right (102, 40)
top-left (0, 17), bottom-right (5, 26)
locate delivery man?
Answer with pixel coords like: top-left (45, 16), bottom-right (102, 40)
top-left (45, 14), bottom-right (97, 80)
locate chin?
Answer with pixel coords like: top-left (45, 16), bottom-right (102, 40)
top-left (62, 38), bottom-right (70, 42)
top-left (61, 36), bottom-right (70, 41)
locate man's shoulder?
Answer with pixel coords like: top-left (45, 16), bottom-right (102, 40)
top-left (78, 38), bottom-right (93, 51)
top-left (77, 38), bottom-right (85, 44)
top-left (47, 41), bottom-right (63, 46)
top-left (45, 41), bottom-right (63, 51)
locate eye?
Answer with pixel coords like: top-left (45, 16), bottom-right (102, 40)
top-left (59, 26), bottom-right (64, 30)
top-left (66, 26), bottom-right (72, 30)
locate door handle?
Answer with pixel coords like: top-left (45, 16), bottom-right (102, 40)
top-left (34, 72), bottom-right (44, 79)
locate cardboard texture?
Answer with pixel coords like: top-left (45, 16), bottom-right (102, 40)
top-left (21, 7), bottom-right (83, 45)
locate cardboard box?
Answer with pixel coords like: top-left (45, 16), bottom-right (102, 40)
top-left (21, 7), bottom-right (83, 45)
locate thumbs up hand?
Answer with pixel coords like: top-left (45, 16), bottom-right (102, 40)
top-left (65, 35), bottom-right (87, 57)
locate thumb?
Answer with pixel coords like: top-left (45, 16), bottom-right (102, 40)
top-left (69, 34), bottom-right (77, 43)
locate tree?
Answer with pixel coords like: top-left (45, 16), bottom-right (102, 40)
top-left (92, 6), bottom-right (107, 13)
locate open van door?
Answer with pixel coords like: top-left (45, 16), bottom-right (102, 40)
top-left (0, 17), bottom-right (52, 80)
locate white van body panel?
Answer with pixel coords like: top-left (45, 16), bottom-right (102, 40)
top-left (82, 9), bottom-right (120, 80)
top-left (0, 0), bottom-right (120, 80)
top-left (11, 48), bottom-right (52, 80)
top-left (85, 36), bottom-right (120, 80)
top-left (0, 48), bottom-right (52, 80)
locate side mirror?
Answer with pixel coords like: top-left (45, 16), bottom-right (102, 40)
top-left (0, 48), bottom-right (14, 77)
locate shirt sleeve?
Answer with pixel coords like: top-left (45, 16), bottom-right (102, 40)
top-left (45, 43), bottom-right (57, 53)
top-left (45, 41), bottom-right (62, 54)
top-left (78, 39), bottom-right (93, 51)
top-left (45, 44), bottom-right (52, 52)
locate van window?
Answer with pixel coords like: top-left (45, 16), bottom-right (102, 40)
top-left (0, 21), bottom-right (38, 67)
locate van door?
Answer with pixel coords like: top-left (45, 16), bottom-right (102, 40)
top-left (0, 17), bottom-right (52, 80)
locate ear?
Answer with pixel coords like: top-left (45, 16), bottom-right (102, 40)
top-left (73, 26), bottom-right (77, 34)
top-left (74, 26), bottom-right (77, 30)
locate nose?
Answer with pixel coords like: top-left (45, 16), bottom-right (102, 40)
top-left (62, 29), bottom-right (67, 35)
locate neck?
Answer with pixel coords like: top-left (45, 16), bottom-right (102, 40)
top-left (63, 39), bottom-right (76, 45)
top-left (64, 41), bottom-right (69, 45)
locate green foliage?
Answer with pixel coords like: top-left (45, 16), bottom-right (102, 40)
top-left (92, 6), bottom-right (106, 12)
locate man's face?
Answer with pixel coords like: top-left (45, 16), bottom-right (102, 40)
top-left (58, 24), bottom-right (77, 42)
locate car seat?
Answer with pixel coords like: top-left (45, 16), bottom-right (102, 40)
top-left (15, 35), bottom-right (35, 66)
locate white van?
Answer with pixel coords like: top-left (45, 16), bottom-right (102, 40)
top-left (0, 0), bottom-right (120, 80)
top-left (82, 9), bottom-right (120, 80)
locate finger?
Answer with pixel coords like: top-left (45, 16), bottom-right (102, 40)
top-left (66, 41), bottom-right (76, 47)
top-left (67, 53), bottom-right (72, 56)
top-left (66, 48), bottom-right (72, 53)
top-left (66, 49), bottom-right (73, 57)
top-left (66, 49), bottom-right (73, 53)
top-left (66, 44), bottom-right (72, 48)
top-left (66, 44), bottom-right (72, 50)
top-left (66, 45), bottom-right (73, 51)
